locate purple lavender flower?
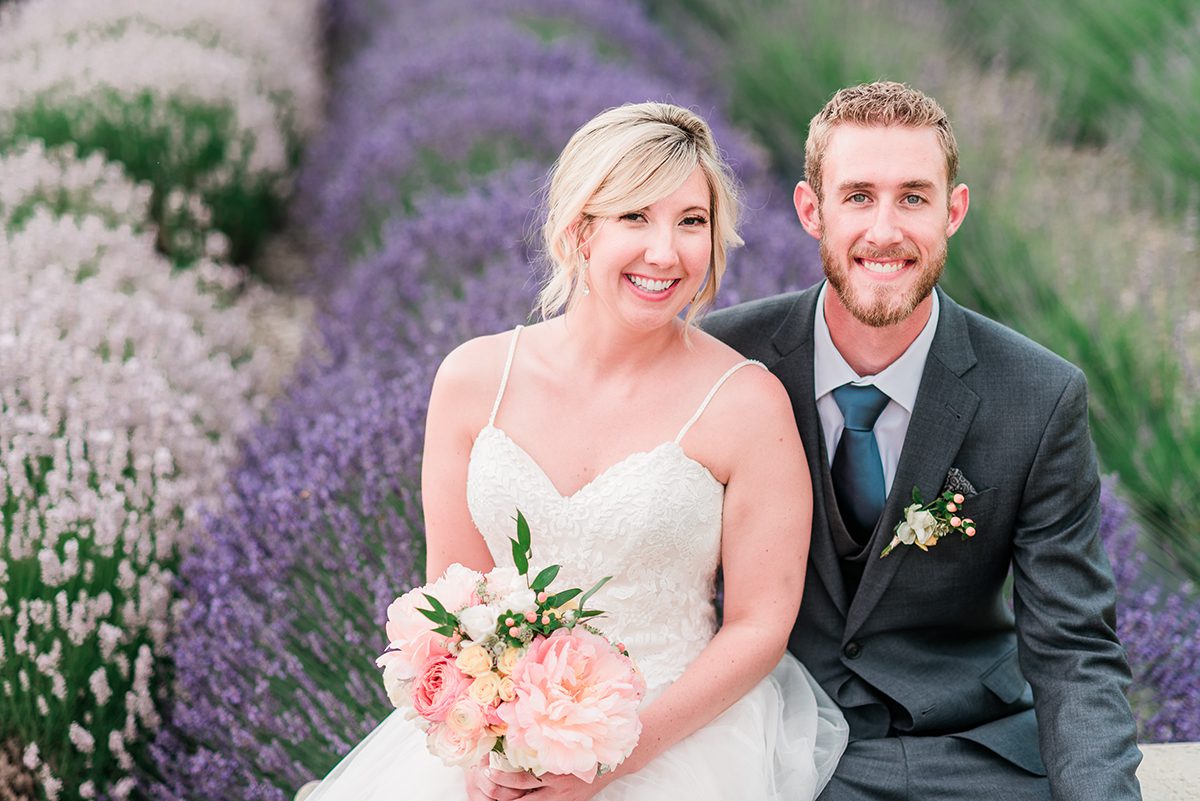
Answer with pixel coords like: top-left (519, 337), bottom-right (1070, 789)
top-left (1098, 481), bottom-right (1200, 742)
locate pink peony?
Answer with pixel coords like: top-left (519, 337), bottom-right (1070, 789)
top-left (412, 655), bottom-right (473, 724)
top-left (498, 628), bottom-right (645, 781)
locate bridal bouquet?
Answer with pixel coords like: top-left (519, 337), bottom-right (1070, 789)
top-left (376, 511), bottom-right (646, 781)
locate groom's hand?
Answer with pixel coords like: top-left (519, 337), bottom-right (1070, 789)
top-left (465, 764), bottom-right (541, 801)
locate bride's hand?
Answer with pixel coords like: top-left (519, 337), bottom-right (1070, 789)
top-left (465, 764), bottom-right (541, 801)
top-left (520, 770), bottom-right (617, 801)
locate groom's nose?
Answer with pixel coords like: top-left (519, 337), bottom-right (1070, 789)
top-left (864, 204), bottom-right (904, 248)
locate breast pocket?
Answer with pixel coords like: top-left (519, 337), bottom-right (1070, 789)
top-left (958, 487), bottom-right (997, 531)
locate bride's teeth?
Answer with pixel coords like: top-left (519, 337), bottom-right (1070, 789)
top-left (628, 275), bottom-right (677, 292)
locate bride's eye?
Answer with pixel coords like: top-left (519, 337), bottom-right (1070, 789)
top-left (681, 215), bottom-right (709, 227)
top-left (619, 212), bottom-right (646, 222)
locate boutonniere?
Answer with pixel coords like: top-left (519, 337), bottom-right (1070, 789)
top-left (880, 488), bottom-right (977, 557)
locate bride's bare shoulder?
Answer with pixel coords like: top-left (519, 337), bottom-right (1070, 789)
top-left (430, 328), bottom-right (525, 421)
top-left (689, 328), bottom-right (791, 419)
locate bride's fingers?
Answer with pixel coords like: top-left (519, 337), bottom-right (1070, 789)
top-left (488, 768), bottom-right (545, 791)
top-left (466, 765), bottom-right (530, 801)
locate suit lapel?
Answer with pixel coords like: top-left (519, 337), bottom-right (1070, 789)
top-left (769, 285), bottom-right (850, 617)
top-left (844, 289), bottom-right (980, 640)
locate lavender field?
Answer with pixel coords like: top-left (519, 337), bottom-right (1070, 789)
top-left (0, 1), bottom-right (1196, 799)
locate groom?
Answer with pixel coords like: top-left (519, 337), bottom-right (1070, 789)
top-left (705, 82), bottom-right (1142, 800)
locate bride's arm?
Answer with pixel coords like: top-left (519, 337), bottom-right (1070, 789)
top-left (508, 367), bottom-right (811, 801)
top-left (422, 338), bottom-right (503, 581)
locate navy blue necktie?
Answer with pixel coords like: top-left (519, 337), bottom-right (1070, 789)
top-left (831, 384), bottom-right (890, 545)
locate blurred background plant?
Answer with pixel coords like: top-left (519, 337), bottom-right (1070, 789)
top-left (0, 2), bottom-right (318, 799)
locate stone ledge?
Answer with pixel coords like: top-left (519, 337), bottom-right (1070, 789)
top-left (1139, 742), bottom-right (1200, 801)
top-left (294, 742), bottom-right (1200, 800)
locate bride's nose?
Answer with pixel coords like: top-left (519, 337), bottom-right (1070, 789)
top-left (642, 224), bottom-right (680, 268)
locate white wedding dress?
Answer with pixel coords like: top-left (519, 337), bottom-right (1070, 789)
top-left (309, 326), bottom-right (847, 800)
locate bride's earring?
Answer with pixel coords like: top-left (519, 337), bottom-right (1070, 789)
top-left (581, 259), bottom-right (590, 296)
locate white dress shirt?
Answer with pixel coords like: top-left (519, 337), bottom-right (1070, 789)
top-left (814, 282), bottom-right (940, 495)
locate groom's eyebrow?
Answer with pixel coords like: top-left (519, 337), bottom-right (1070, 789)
top-left (835, 179), bottom-right (937, 192)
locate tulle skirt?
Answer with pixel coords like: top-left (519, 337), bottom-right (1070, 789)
top-left (307, 653), bottom-right (848, 801)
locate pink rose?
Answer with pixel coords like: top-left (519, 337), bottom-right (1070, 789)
top-left (498, 628), bottom-right (645, 780)
top-left (412, 655), bottom-right (473, 724)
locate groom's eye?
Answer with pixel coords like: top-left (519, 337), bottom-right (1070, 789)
top-left (902, 194), bottom-right (924, 206)
top-left (848, 193), bottom-right (869, 204)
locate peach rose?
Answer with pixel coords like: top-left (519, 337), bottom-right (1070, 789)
top-left (499, 628), bottom-right (645, 780)
top-left (496, 647), bottom-right (522, 676)
top-left (468, 672), bottom-right (502, 705)
top-left (411, 655), bottom-right (473, 724)
top-left (498, 675), bottom-right (516, 702)
top-left (455, 645), bottom-right (493, 678)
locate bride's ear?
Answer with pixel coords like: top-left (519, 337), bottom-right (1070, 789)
top-left (567, 218), bottom-right (590, 261)
top-left (794, 181), bottom-right (822, 240)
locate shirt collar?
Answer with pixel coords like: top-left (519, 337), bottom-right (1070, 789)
top-left (813, 281), bottom-right (940, 414)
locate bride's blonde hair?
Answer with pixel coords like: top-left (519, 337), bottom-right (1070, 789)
top-left (538, 102), bottom-right (742, 329)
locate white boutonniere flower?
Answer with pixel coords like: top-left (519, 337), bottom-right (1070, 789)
top-left (881, 489), bottom-right (978, 557)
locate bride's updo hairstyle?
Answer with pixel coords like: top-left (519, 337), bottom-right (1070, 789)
top-left (538, 102), bottom-right (742, 328)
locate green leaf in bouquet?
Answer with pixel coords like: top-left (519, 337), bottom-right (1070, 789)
top-left (578, 575), bottom-right (612, 610)
top-left (545, 588), bottom-right (582, 608)
top-left (431, 624), bottom-right (457, 638)
top-left (576, 609), bottom-right (606, 619)
top-left (417, 593), bottom-right (458, 628)
top-left (422, 593), bottom-right (448, 615)
top-left (510, 537), bottom-right (529, 576)
top-left (516, 509), bottom-right (532, 551)
top-left (530, 564), bottom-right (560, 592)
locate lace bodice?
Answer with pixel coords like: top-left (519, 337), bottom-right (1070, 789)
top-left (466, 326), bottom-right (763, 690)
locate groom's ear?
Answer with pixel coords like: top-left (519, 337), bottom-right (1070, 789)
top-left (794, 181), bottom-right (822, 240)
top-left (945, 183), bottom-right (970, 238)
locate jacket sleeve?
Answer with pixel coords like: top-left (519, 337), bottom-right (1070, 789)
top-left (1010, 368), bottom-right (1142, 800)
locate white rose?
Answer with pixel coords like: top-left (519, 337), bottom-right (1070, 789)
top-left (458, 604), bottom-right (500, 643)
top-left (484, 566), bottom-right (528, 599)
top-left (427, 721), bottom-right (496, 767)
top-left (496, 589), bottom-right (537, 616)
top-left (907, 509), bottom-right (940, 545)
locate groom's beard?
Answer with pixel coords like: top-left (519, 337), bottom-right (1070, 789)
top-left (820, 236), bottom-right (947, 328)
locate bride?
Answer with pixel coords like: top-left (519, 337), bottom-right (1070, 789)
top-left (307, 102), bottom-right (847, 801)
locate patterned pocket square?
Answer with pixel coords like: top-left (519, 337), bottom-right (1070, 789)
top-left (941, 467), bottom-right (977, 497)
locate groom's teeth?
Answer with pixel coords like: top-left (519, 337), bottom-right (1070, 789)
top-left (628, 275), bottom-right (678, 292)
top-left (860, 260), bottom-right (906, 274)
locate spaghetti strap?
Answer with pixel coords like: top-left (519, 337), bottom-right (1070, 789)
top-left (488, 325), bottom-right (524, 426)
top-left (674, 359), bottom-right (766, 444)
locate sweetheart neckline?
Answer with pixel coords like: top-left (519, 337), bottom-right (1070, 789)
top-left (472, 424), bottom-right (723, 501)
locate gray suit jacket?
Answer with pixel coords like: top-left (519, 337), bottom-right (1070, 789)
top-left (705, 284), bottom-right (1141, 801)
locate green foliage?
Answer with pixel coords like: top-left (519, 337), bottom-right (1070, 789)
top-left (948, 0), bottom-right (1193, 143)
top-left (948, 0), bottom-right (1200, 212)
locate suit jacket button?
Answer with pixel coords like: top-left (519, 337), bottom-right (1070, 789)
top-left (843, 642), bottom-right (861, 659)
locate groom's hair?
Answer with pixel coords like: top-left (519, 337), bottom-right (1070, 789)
top-left (804, 81), bottom-right (959, 202)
